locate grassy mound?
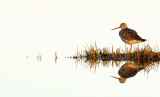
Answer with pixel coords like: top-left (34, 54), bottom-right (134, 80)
top-left (73, 43), bottom-right (160, 61)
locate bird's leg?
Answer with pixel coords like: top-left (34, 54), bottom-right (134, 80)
top-left (129, 45), bottom-right (132, 53)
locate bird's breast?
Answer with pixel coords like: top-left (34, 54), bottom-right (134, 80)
top-left (119, 30), bottom-right (131, 44)
top-left (119, 29), bottom-right (143, 45)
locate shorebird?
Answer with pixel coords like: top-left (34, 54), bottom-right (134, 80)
top-left (112, 23), bottom-right (146, 53)
top-left (111, 62), bottom-right (144, 83)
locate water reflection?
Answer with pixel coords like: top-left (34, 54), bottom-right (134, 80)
top-left (37, 53), bottom-right (42, 61)
top-left (74, 58), bottom-right (160, 83)
top-left (111, 62), bottom-right (144, 83)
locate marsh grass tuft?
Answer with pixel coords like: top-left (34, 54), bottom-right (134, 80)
top-left (71, 42), bottom-right (160, 73)
top-left (55, 52), bottom-right (57, 64)
top-left (73, 42), bottom-right (160, 61)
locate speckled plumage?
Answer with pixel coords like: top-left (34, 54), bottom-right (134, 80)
top-left (112, 23), bottom-right (146, 53)
top-left (111, 62), bottom-right (144, 83)
top-left (118, 62), bottom-right (143, 78)
top-left (119, 28), bottom-right (146, 45)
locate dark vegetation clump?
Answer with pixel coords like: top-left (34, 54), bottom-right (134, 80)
top-left (73, 42), bottom-right (160, 61)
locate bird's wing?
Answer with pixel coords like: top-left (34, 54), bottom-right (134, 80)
top-left (121, 28), bottom-right (143, 41)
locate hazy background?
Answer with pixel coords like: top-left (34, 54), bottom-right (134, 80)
top-left (1, 0), bottom-right (160, 97)
top-left (1, 0), bottom-right (160, 57)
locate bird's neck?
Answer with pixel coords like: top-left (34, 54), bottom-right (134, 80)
top-left (121, 27), bottom-right (128, 29)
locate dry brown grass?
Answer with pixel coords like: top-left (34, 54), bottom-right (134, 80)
top-left (73, 42), bottom-right (160, 61)
top-left (72, 42), bottom-right (160, 73)
top-left (55, 52), bottom-right (57, 64)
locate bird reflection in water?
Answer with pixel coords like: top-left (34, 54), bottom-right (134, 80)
top-left (73, 57), bottom-right (159, 83)
top-left (111, 62), bottom-right (145, 83)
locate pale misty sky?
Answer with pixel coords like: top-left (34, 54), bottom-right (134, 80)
top-left (1, 1), bottom-right (160, 97)
top-left (0, 0), bottom-right (160, 56)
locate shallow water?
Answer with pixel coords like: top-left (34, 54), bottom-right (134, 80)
top-left (1, 53), bottom-right (160, 97)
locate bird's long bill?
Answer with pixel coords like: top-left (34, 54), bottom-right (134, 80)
top-left (111, 76), bottom-right (120, 79)
top-left (111, 27), bottom-right (121, 30)
top-left (111, 76), bottom-right (126, 83)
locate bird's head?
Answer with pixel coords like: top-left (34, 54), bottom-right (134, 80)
top-left (111, 76), bottom-right (127, 83)
top-left (111, 23), bottom-right (128, 30)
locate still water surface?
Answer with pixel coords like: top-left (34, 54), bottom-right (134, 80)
top-left (0, 53), bottom-right (160, 97)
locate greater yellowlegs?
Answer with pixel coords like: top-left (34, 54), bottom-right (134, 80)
top-left (112, 23), bottom-right (146, 53)
top-left (111, 62), bottom-right (143, 83)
